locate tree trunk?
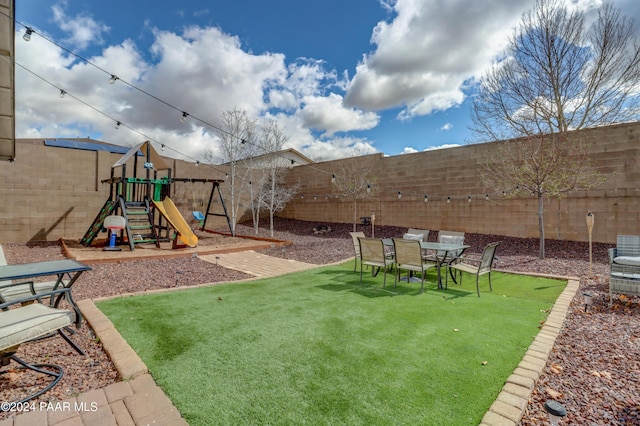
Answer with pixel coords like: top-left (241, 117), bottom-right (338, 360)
top-left (352, 197), bottom-right (358, 232)
top-left (538, 193), bottom-right (545, 259)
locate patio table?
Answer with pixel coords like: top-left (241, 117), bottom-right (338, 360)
top-left (0, 259), bottom-right (91, 309)
top-left (383, 239), bottom-right (469, 290)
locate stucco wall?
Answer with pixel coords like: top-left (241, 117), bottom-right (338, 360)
top-left (0, 0), bottom-right (15, 161)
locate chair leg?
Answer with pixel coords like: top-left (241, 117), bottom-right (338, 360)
top-left (476, 274), bottom-right (480, 297)
top-left (2, 354), bottom-right (64, 406)
top-left (488, 272), bottom-right (493, 292)
top-left (382, 268), bottom-right (386, 289)
top-left (420, 274), bottom-right (424, 294)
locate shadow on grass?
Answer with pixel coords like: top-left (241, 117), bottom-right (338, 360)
top-left (314, 268), bottom-right (457, 298)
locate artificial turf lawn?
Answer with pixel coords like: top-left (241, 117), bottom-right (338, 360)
top-left (97, 262), bottom-right (566, 425)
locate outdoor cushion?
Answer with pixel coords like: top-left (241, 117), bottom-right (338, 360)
top-left (0, 303), bottom-right (74, 352)
top-left (403, 233), bottom-right (424, 241)
top-left (613, 256), bottom-right (640, 267)
top-left (611, 272), bottom-right (640, 280)
top-left (0, 281), bottom-right (66, 304)
top-left (439, 235), bottom-right (464, 245)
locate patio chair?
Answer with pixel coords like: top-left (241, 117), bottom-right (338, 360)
top-left (405, 228), bottom-right (429, 241)
top-left (358, 238), bottom-right (393, 288)
top-left (447, 241), bottom-right (501, 297)
top-left (349, 232), bottom-right (366, 272)
top-left (424, 230), bottom-right (466, 263)
top-left (608, 235), bottom-right (640, 306)
top-left (0, 285), bottom-right (84, 405)
top-left (392, 238), bottom-right (437, 294)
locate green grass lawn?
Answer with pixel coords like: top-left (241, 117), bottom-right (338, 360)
top-left (97, 262), bottom-right (566, 425)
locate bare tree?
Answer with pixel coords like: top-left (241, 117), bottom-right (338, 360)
top-left (331, 153), bottom-right (377, 232)
top-left (472, 0), bottom-right (640, 258)
top-left (260, 120), bottom-right (298, 237)
top-left (207, 108), bottom-right (257, 235)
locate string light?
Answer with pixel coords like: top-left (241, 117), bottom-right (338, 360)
top-left (331, 174), bottom-right (336, 183)
top-left (424, 194), bottom-right (429, 203)
top-left (195, 160), bottom-right (200, 166)
top-left (366, 184), bottom-right (371, 193)
top-left (397, 191), bottom-right (402, 199)
top-left (160, 144), bottom-right (165, 151)
top-left (468, 196), bottom-right (472, 203)
top-left (23, 27), bottom-right (33, 42)
top-left (4, 14), bottom-right (561, 204)
top-left (115, 121), bottom-right (121, 129)
top-left (485, 194), bottom-right (490, 201)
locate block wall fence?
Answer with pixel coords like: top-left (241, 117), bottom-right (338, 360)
top-left (279, 122), bottom-right (640, 244)
top-left (0, 121), bottom-right (639, 244)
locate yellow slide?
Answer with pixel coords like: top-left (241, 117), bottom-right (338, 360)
top-left (153, 197), bottom-right (199, 247)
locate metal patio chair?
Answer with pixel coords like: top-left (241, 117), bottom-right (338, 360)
top-left (447, 241), bottom-right (501, 297)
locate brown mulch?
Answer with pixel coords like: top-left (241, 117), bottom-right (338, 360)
top-left (1, 218), bottom-right (639, 424)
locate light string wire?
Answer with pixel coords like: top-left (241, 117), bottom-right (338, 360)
top-left (6, 12), bottom-right (528, 203)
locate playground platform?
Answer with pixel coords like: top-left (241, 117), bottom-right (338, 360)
top-left (62, 230), bottom-right (290, 263)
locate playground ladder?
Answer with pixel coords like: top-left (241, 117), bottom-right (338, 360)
top-left (80, 199), bottom-right (117, 247)
top-left (121, 199), bottom-right (160, 250)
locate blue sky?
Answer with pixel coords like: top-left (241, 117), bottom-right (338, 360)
top-left (12, 0), bottom-right (640, 162)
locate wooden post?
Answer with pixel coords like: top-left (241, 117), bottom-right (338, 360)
top-left (371, 211), bottom-right (375, 238)
top-left (586, 212), bottom-right (595, 278)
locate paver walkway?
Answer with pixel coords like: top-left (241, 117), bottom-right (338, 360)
top-left (199, 250), bottom-right (317, 277)
top-left (1, 249), bottom-right (579, 425)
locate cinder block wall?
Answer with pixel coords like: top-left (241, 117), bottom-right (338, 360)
top-left (279, 122), bottom-right (640, 244)
top-left (0, 139), bottom-right (229, 242)
top-left (0, 122), bottom-right (638, 244)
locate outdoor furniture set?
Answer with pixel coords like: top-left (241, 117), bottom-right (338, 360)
top-left (351, 229), bottom-right (501, 297)
top-left (609, 235), bottom-right (640, 306)
top-left (0, 258), bottom-right (91, 408)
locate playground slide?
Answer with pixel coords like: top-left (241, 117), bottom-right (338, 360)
top-left (153, 197), bottom-right (199, 247)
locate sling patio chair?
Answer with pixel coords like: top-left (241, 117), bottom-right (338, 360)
top-left (349, 231), bottom-right (366, 272)
top-left (392, 238), bottom-right (437, 294)
top-left (446, 241), bottom-right (501, 297)
top-left (358, 237), bottom-right (394, 288)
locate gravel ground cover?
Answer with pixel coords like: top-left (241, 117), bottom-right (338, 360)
top-left (1, 218), bottom-right (638, 424)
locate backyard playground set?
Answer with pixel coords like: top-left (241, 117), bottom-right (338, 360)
top-left (80, 141), bottom-right (232, 251)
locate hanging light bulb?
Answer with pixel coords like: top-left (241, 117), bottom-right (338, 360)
top-left (180, 112), bottom-right (189, 123)
top-left (366, 184), bottom-right (371, 193)
top-left (424, 194), bottom-right (429, 203)
top-left (468, 196), bottom-right (472, 203)
top-left (195, 160), bottom-right (200, 166)
top-left (160, 144), bottom-right (165, 152)
top-left (331, 174), bottom-right (336, 184)
top-left (485, 194), bottom-right (490, 201)
top-left (23, 27), bottom-right (33, 42)
top-left (109, 75), bottom-right (118, 84)
top-left (59, 89), bottom-right (66, 98)
top-left (397, 191), bottom-right (402, 199)
top-left (115, 121), bottom-right (121, 129)
top-left (447, 196), bottom-right (451, 204)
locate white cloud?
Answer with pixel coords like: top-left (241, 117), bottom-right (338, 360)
top-left (345, 0), bottom-right (531, 119)
top-left (52, 2), bottom-right (110, 50)
top-left (424, 143), bottom-right (460, 151)
top-left (401, 147), bottom-right (418, 154)
top-left (440, 122), bottom-right (453, 131)
top-left (298, 93), bottom-right (379, 136)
